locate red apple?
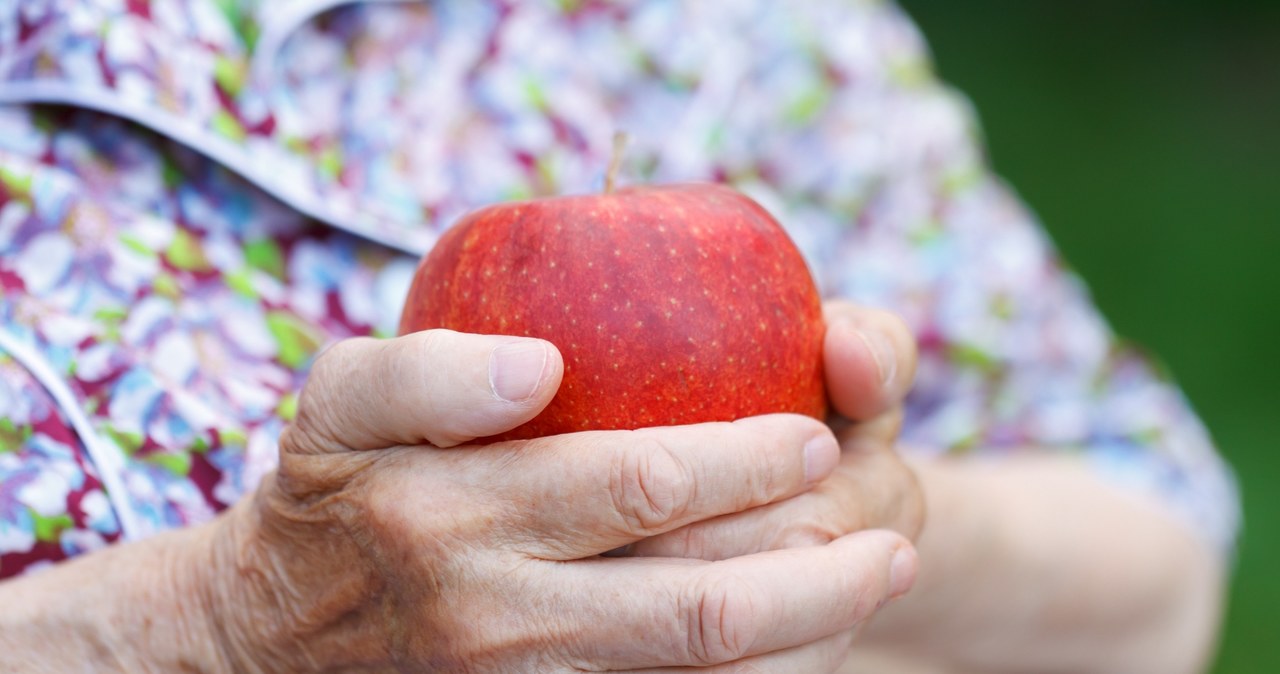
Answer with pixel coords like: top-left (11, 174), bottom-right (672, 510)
top-left (399, 182), bottom-right (826, 441)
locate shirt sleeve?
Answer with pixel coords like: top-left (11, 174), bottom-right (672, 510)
top-left (800, 4), bottom-right (1242, 557)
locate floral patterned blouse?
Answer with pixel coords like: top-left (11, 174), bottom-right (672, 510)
top-left (0, 0), bottom-right (1238, 577)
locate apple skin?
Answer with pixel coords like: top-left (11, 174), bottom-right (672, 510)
top-left (399, 182), bottom-right (827, 442)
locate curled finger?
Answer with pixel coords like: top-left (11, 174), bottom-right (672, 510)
top-left (626, 443), bottom-right (924, 560)
top-left (491, 414), bottom-right (841, 560)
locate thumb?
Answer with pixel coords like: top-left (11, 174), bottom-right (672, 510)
top-left (288, 330), bottom-right (563, 452)
top-left (823, 301), bottom-right (917, 422)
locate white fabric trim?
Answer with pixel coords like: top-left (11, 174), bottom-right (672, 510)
top-left (251, 0), bottom-right (416, 87)
top-left (0, 81), bottom-right (426, 256)
top-left (0, 329), bottom-right (145, 541)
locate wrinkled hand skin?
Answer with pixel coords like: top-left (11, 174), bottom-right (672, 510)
top-left (194, 330), bottom-right (917, 673)
top-left (627, 412), bottom-right (924, 562)
top-left (622, 301), bottom-right (926, 668)
top-left (211, 450), bottom-right (411, 671)
top-left (210, 426), bottom-right (603, 672)
top-left (630, 301), bottom-right (925, 559)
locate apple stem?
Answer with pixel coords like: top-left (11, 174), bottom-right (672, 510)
top-left (605, 131), bottom-right (628, 194)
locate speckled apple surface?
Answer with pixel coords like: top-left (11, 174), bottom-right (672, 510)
top-left (400, 183), bottom-right (827, 441)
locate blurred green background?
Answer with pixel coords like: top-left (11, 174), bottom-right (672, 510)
top-left (899, 1), bottom-right (1278, 671)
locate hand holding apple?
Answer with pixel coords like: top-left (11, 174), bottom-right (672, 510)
top-left (399, 182), bottom-right (827, 440)
top-left (619, 299), bottom-right (925, 671)
top-left (191, 329), bottom-right (916, 672)
top-left (625, 299), bottom-right (925, 561)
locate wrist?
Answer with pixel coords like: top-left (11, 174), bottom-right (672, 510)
top-left (0, 515), bottom-right (235, 671)
top-left (197, 484), bottom-right (305, 673)
top-left (127, 520), bottom-right (239, 672)
top-left (197, 497), bottom-right (265, 673)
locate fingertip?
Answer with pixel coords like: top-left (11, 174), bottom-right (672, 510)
top-left (489, 338), bottom-right (563, 404)
top-left (823, 309), bottom-right (917, 421)
top-left (803, 431), bottom-right (841, 485)
top-left (433, 334), bottom-right (562, 445)
top-left (823, 318), bottom-right (887, 420)
top-left (838, 529), bottom-right (918, 600)
top-left (293, 330), bottom-right (568, 452)
top-left (889, 541), bottom-right (919, 598)
top-left (728, 414), bottom-right (839, 486)
top-left (854, 325), bottom-right (897, 389)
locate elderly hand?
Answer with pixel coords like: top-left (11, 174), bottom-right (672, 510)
top-left (625, 300), bottom-right (925, 574)
top-left (201, 328), bottom-right (919, 672)
top-left (616, 301), bottom-right (925, 669)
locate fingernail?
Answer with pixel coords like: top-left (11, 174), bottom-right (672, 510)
top-left (489, 340), bottom-right (549, 402)
top-left (803, 433), bottom-right (840, 484)
top-left (888, 545), bottom-right (918, 598)
top-left (855, 328), bottom-right (897, 387)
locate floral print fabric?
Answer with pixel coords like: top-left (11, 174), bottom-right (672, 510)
top-left (0, 107), bottom-right (414, 575)
top-left (0, 0), bottom-right (1239, 578)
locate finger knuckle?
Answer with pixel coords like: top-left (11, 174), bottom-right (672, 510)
top-left (610, 434), bottom-right (696, 532)
top-left (290, 339), bottom-right (375, 452)
top-left (310, 337), bottom-right (361, 375)
top-left (277, 421), bottom-right (322, 458)
top-left (297, 341), bottom-right (349, 412)
top-left (683, 574), bottom-right (763, 665)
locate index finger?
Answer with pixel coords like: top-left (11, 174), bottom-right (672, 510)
top-left (490, 414), bottom-right (841, 560)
